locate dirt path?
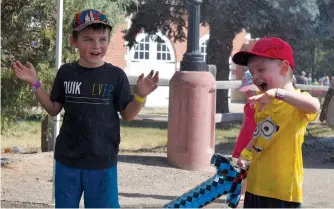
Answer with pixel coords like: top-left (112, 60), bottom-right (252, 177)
top-left (1, 152), bottom-right (226, 208)
top-left (1, 142), bottom-right (334, 208)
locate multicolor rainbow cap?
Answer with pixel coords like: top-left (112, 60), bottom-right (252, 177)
top-left (239, 70), bottom-right (255, 92)
top-left (72, 9), bottom-right (112, 31)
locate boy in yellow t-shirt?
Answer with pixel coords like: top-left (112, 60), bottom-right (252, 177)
top-left (232, 37), bottom-right (320, 208)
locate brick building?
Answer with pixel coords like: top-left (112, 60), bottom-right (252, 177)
top-left (103, 17), bottom-right (256, 107)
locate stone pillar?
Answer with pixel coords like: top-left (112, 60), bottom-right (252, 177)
top-left (167, 72), bottom-right (216, 170)
top-left (167, 0), bottom-right (216, 170)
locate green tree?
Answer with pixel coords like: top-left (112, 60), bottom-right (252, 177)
top-left (1, 0), bottom-right (132, 131)
top-left (124, 0), bottom-right (324, 113)
top-left (311, 0), bottom-right (334, 79)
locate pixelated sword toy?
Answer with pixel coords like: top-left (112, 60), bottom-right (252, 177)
top-left (163, 154), bottom-right (247, 208)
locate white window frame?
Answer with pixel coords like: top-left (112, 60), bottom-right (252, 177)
top-left (129, 32), bottom-right (176, 63)
top-left (199, 34), bottom-right (210, 62)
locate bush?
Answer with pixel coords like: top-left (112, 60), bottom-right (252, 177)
top-left (1, 65), bottom-right (55, 132)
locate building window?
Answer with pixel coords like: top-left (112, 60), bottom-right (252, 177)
top-left (133, 35), bottom-right (173, 62)
top-left (200, 39), bottom-right (209, 62)
top-left (157, 42), bottom-right (171, 61)
top-left (134, 36), bottom-right (150, 60)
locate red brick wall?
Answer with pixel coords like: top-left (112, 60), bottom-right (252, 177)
top-left (232, 38), bottom-right (257, 80)
top-left (173, 21), bottom-right (211, 70)
top-left (103, 18), bottom-right (252, 76)
top-left (103, 22), bottom-right (128, 70)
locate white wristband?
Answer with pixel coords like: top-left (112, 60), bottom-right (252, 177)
top-left (275, 88), bottom-right (285, 100)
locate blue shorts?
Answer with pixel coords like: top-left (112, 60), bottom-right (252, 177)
top-left (55, 161), bottom-right (120, 208)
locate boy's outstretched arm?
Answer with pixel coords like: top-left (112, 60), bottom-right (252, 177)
top-left (277, 89), bottom-right (320, 113)
top-left (249, 88), bottom-right (320, 114)
top-left (120, 96), bottom-right (145, 121)
top-left (12, 61), bottom-right (63, 116)
top-left (120, 70), bottom-right (159, 120)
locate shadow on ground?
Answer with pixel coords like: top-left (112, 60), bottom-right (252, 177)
top-left (120, 119), bottom-right (334, 169)
top-left (1, 200), bottom-right (52, 208)
top-left (121, 120), bottom-right (168, 129)
top-left (118, 154), bottom-right (173, 168)
top-left (302, 141), bottom-right (334, 169)
top-left (121, 120), bottom-right (242, 130)
top-left (215, 141), bottom-right (237, 155)
top-left (118, 192), bottom-right (227, 204)
top-left (118, 140), bottom-right (238, 169)
top-left (119, 192), bottom-right (176, 200)
top-left (118, 140), bottom-right (334, 170)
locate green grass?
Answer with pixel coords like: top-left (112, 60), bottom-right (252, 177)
top-left (120, 121), bottom-right (168, 151)
top-left (1, 121), bottom-right (42, 152)
top-left (138, 107), bottom-right (169, 115)
top-left (1, 119), bottom-right (334, 153)
top-left (305, 123), bottom-right (334, 139)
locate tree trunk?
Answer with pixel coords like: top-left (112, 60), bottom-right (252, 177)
top-left (41, 115), bottom-right (49, 152)
top-left (207, 21), bottom-right (236, 113)
top-left (48, 116), bottom-right (54, 151)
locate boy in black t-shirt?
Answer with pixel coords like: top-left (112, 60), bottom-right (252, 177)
top-left (12, 9), bottom-right (159, 208)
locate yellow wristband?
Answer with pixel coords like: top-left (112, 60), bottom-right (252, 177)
top-left (240, 149), bottom-right (253, 161)
top-left (134, 93), bottom-right (146, 103)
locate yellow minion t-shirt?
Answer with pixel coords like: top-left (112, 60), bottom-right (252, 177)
top-left (246, 89), bottom-right (318, 203)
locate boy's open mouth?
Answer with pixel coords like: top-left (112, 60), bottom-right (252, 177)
top-left (257, 82), bottom-right (268, 91)
top-left (90, 52), bottom-right (101, 56)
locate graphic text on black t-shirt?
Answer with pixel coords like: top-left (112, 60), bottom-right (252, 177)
top-left (91, 82), bottom-right (114, 97)
top-left (64, 81), bottom-right (82, 94)
top-left (63, 80), bottom-right (114, 105)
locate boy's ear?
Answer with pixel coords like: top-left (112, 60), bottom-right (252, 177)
top-left (280, 60), bottom-right (290, 76)
top-left (69, 35), bottom-right (78, 48)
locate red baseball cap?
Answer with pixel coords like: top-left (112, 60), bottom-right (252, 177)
top-left (232, 37), bottom-right (295, 69)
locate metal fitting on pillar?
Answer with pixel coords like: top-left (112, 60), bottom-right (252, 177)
top-left (181, 0), bottom-right (207, 72)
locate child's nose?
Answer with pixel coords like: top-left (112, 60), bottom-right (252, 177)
top-left (92, 40), bottom-right (100, 48)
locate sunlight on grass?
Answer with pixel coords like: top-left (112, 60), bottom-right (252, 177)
top-left (120, 126), bottom-right (167, 150)
top-left (1, 119), bottom-right (333, 152)
top-left (305, 123), bottom-right (334, 139)
top-left (139, 107), bottom-right (169, 115)
top-left (1, 121), bottom-right (41, 151)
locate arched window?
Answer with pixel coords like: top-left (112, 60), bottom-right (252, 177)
top-left (132, 35), bottom-right (173, 62)
top-left (157, 42), bottom-right (171, 61)
top-left (134, 36), bottom-right (150, 60)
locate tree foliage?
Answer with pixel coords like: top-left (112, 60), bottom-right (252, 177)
top-left (124, 0), bottom-right (333, 113)
top-left (1, 0), bottom-right (131, 130)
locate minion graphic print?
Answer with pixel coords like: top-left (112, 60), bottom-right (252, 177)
top-left (246, 89), bottom-right (318, 203)
top-left (252, 117), bottom-right (280, 153)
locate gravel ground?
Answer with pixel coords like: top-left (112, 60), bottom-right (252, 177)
top-left (1, 152), bottom-right (228, 208)
top-left (1, 139), bottom-right (334, 208)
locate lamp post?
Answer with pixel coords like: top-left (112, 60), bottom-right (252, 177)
top-left (180, 0), bottom-right (207, 72)
top-left (167, 0), bottom-right (217, 171)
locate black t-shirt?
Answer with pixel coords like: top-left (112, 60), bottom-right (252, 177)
top-left (50, 62), bottom-right (133, 169)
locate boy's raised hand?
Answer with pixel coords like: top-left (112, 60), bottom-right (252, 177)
top-left (12, 61), bottom-right (38, 85)
top-left (136, 70), bottom-right (159, 97)
top-left (248, 89), bottom-right (276, 112)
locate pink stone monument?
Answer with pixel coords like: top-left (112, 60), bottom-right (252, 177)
top-left (167, 71), bottom-right (216, 170)
top-left (167, 0), bottom-right (216, 170)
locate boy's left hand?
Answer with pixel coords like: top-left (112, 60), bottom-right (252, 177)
top-left (136, 70), bottom-right (159, 97)
top-left (248, 89), bottom-right (276, 112)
